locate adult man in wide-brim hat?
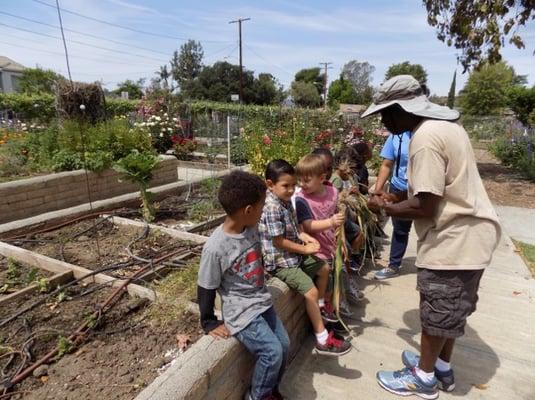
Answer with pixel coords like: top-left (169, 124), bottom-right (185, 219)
top-left (364, 75), bottom-right (501, 399)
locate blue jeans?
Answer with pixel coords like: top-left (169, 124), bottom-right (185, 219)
top-left (389, 185), bottom-right (412, 268)
top-left (235, 306), bottom-right (290, 400)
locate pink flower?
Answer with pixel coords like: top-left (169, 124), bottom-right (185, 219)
top-left (263, 134), bottom-right (272, 145)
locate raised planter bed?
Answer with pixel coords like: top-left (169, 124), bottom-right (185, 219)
top-left (0, 155), bottom-right (180, 224)
top-left (5, 216), bottom-right (205, 284)
top-left (0, 279), bottom-right (202, 400)
top-left (0, 215), bottom-right (207, 399)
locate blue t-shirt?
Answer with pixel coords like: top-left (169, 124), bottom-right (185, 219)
top-left (380, 131), bottom-right (412, 191)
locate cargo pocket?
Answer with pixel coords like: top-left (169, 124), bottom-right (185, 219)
top-left (420, 282), bottom-right (462, 330)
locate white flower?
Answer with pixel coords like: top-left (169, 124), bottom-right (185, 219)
top-left (172, 117), bottom-right (178, 122)
top-left (155, 116), bottom-right (161, 121)
top-left (159, 132), bottom-right (164, 137)
top-left (167, 127), bottom-right (173, 132)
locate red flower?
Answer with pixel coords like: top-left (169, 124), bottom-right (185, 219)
top-left (263, 134), bottom-right (272, 145)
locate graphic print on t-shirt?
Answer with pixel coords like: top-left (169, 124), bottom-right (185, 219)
top-left (231, 244), bottom-right (265, 287)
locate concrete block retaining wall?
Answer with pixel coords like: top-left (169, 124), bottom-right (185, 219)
top-left (135, 277), bottom-right (309, 400)
top-left (0, 156), bottom-right (179, 224)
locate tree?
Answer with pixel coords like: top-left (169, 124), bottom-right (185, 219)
top-left (341, 60), bottom-right (375, 103)
top-left (156, 65), bottom-right (171, 90)
top-left (447, 70), bottom-right (457, 109)
top-left (507, 85), bottom-right (535, 126)
top-left (458, 61), bottom-right (515, 115)
top-left (290, 81), bottom-right (321, 108)
top-left (170, 39), bottom-right (204, 96)
top-left (18, 67), bottom-right (64, 94)
top-left (294, 67), bottom-right (325, 96)
top-left (385, 62), bottom-right (428, 86)
top-left (252, 73), bottom-right (283, 105)
top-left (328, 75), bottom-right (359, 107)
top-left (424, 0), bottom-right (534, 71)
top-left (114, 79), bottom-right (145, 99)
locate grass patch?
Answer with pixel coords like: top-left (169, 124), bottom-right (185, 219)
top-left (146, 258), bottom-right (199, 326)
top-left (513, 239), bottom-right (535, 278)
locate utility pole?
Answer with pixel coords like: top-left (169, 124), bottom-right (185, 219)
top-left (319, 62), bottom-right (333, 109)
top-left (229, 17), bottom-right (251, 104)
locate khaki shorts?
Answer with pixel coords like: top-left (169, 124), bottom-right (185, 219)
top-left (273, 256), bottom-right (326, 295)
top-left (417, 268), bottom-right (484, 338)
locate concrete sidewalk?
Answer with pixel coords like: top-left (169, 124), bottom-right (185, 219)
top-left (495, 205), bottom-right (535, 246)
top-left (280, 217), bottom-right (535, 399)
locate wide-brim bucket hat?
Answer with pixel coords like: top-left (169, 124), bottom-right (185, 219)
top-left (361, 75), bottom-right (460, 121)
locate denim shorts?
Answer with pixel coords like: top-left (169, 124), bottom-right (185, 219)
top-left (417, 268), bottom-right (484, 338)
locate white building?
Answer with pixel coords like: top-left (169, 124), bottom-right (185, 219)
top-left (0, 56), bottom-right (25, 93)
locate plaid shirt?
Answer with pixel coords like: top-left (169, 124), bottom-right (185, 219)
top-left (259, 190), bottom-right (302, 271)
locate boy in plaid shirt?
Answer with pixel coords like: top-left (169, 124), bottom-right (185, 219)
top-left (259, 159), bottom-right (351, 356)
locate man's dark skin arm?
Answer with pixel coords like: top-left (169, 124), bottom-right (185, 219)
top-left (369, 192), bottom-right (441, 220)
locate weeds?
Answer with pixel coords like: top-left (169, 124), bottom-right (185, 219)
top-left (55, 336), bottom-right (73, 360)
top-left (146, 258), bottom-right (199, 327)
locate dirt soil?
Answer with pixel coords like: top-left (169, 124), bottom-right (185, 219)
top-left (14, 219), bottom-right (197, 279)
top-left (0, 283), bottom-right (202, 400)
top-left (0, 256), bottom-right (53, 296)
top-left (475, 148), bottom-right (535, 209)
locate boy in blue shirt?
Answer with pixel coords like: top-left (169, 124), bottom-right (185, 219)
top-left (373, 131), bottom-right (413, 279)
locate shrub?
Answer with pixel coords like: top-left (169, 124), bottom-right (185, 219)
top-left (489, 137), bottom-right (535, 182)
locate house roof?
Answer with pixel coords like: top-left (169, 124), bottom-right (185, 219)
top-left (0, 56), bottom-right (25, 72)
top-left (339, 103), bottom-right (366, 114)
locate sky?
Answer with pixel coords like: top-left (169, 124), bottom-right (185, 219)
top-left (1, 0), bottom-right (534, 96)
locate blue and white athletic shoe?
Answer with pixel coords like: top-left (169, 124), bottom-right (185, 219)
top-left (402, 350), bottom-right (456, 392)
top-left (374, 266), bottom-right (400, 280)
top-left (376, 366), bottom-right (438, 399)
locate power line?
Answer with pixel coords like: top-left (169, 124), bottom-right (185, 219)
top-left (244, 44), bottom-right (293, 75)
top-left (0, 10), bottom-right (170, 57)
top-left (0, 34), bottom-right (161, 67)
top-left (32, 0), bottom-right (232, 44)
top-left (0, 22), bottom-right (168, 63)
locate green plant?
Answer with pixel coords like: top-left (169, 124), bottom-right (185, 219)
top-left (26, 267), bottom-right (40, 284)
top-left (199, 177), bottom-right (221, 195)
top-left (36, 277), bottom-right (49, 293)
top-left (55, 336), bottom-right (73, 360)
top-left (84, 312), bottom-right (98, 329)
top-left (230, 136), bottom-right (248, 165)
top-left (51, 150), bottom-right (84, 172)
top-left (6, 258), bottom-right (20, 280)
top-left (187, 199), bottom-right (216, 222)
top-left (114, 151), bottom-right (160, 222)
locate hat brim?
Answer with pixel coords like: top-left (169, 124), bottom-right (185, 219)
top-left (361, 95), bottom-right (459, 121)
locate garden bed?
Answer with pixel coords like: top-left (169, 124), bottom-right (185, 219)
top-left (112, 177), bottom-right (224, 232)
top-left (0, 214), bottom-right (205, 399)
top-left (0, 256), bottom-right (53, 296)
top-left (7, 217), bottom-right (204, 284)
top-left (0, 277), bottom-right (202, 400)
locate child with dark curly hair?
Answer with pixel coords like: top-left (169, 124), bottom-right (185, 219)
top-left (197, 170), bottom-right (289, 400)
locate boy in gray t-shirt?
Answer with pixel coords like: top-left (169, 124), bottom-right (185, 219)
top-left (197, 171), bottom-right (289, 400)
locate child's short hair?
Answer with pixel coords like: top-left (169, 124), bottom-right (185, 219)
top-left (351, 142), bottom-right (371, 168)
top-left (311, 147), bottom-right (333, 161)
top-left (265, 159), bottom-right (295, 182)
top-left (335, 147), bottom-right (358, 169)
top-left (295, 154), bottom-right (325, 177)
top-left (218, 171), bottom-right (266, 215)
